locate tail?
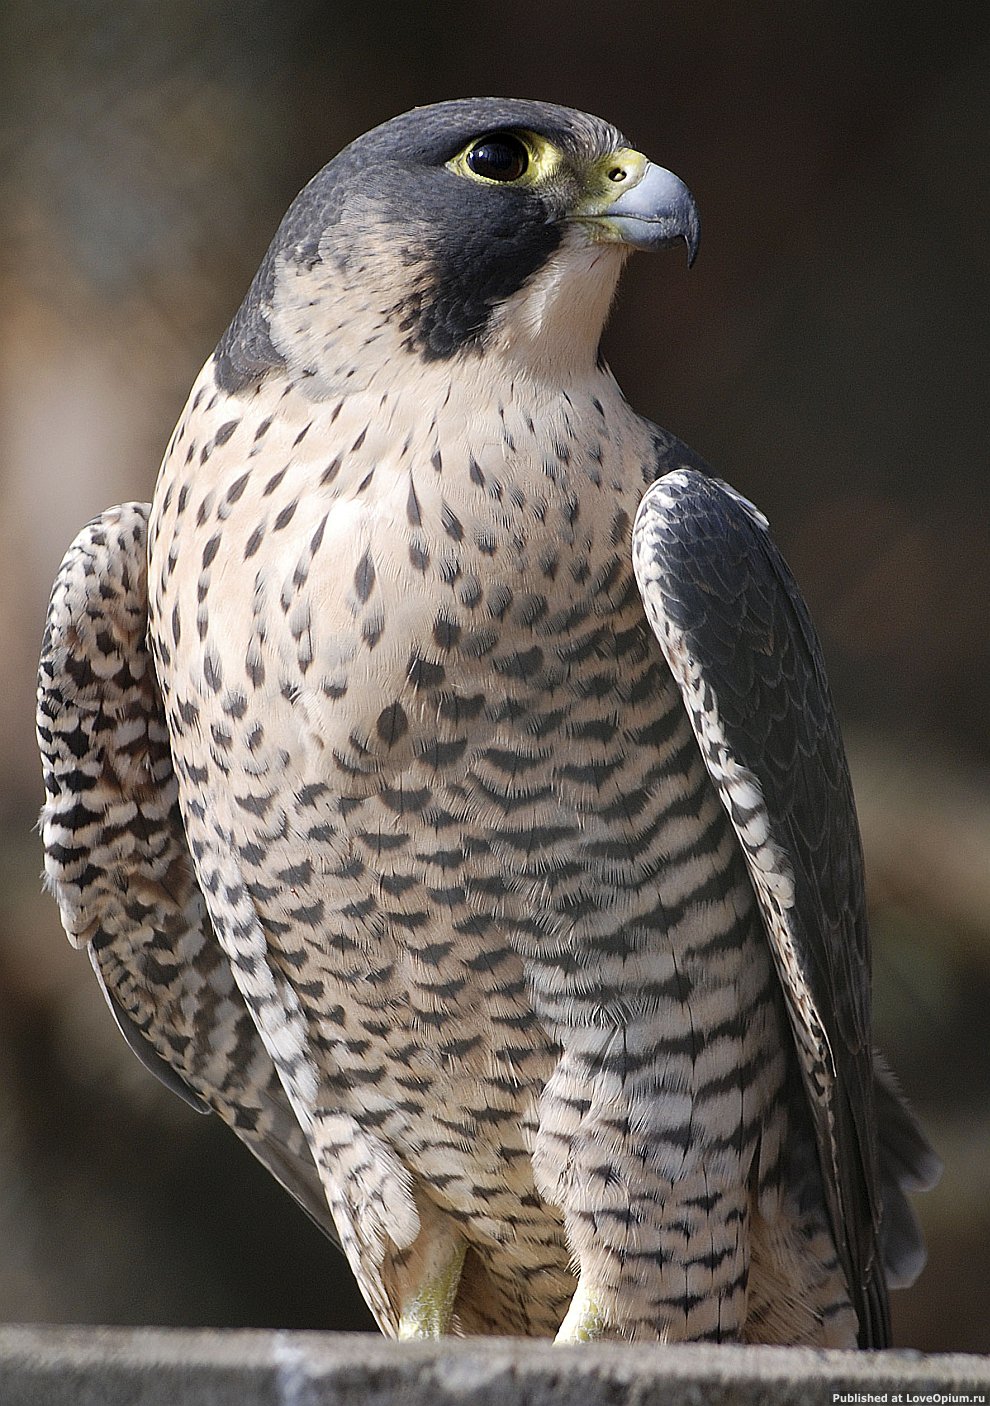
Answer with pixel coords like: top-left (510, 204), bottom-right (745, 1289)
top-left (874, 1055), bottom-right (941, 1289)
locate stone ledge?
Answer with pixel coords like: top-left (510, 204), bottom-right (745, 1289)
top-left (0, 1327), bottom-right (987, 1406)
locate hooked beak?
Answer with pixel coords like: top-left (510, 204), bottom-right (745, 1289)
top-left (578, 154), bottom-right (701, 266)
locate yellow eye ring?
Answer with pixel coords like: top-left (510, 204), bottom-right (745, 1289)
top-left (448, 130), bottom-right (562, 188)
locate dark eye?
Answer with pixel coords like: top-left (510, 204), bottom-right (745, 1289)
top-left (465, 134), bottom-right (529, 182)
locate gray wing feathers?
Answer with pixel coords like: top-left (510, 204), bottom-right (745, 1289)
top-left (36, 503), bottom-right (338, 1243)
top-left (632, 468), bottom-right (936, 1346)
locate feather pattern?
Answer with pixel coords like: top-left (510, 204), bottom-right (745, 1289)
top-left (632, 468), bottom-right (937, 1346)
top-left (36, 504), bottom-right (339, 1243)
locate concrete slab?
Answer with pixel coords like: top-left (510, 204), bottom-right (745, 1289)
top-left (0, 1326), bottom-right (987, 1406)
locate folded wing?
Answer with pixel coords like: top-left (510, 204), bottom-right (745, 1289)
top-left (632, 468), bottom-right (937, 1347)
top-left (36, 503), bottom-right (338, 1242)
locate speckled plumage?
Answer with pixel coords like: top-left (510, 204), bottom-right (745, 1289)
top-left (38, 99), bottom-right (936, 1345)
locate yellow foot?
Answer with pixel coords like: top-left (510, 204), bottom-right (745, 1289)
top-left (555, 1281), bottom-right (609, 1343)
top-left (396, 1242), bottom-right (467, 1340)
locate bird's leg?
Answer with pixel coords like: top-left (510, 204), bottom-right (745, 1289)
top-left (547, 1133), bottom-right (751, 1344)
top-left (553, 1176), bottom-right (751, 1343)
top-left (555, 1279), bottom-right (610, 1343)
top-left (394, 1194), bottom-right (467, 1339)
top-left (396, 1241), bottom-right (466, 1339)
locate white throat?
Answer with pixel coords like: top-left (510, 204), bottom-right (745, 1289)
top-left (485, 234), bottom-right (628, 381)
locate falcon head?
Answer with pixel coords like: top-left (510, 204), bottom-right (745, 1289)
top-left (216, 98), bottom-right (700, 391)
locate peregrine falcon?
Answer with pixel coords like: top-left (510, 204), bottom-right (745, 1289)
top-left (37, 98), bottom-right (938, 1346)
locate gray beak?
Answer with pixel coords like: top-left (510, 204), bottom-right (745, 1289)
top-left (599, 161), bottom-right (701, 265)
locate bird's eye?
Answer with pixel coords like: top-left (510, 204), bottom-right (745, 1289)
top-left (448, 130), bottom-right (557, 188)
top-left (465, 135), bottom-right (529, 183)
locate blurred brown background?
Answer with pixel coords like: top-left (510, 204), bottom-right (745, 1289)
top-left (1, 0), bottom-right (987, 1351)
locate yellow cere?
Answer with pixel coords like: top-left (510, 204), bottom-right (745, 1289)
top-left (578, 147), bottom-right (649, 214)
